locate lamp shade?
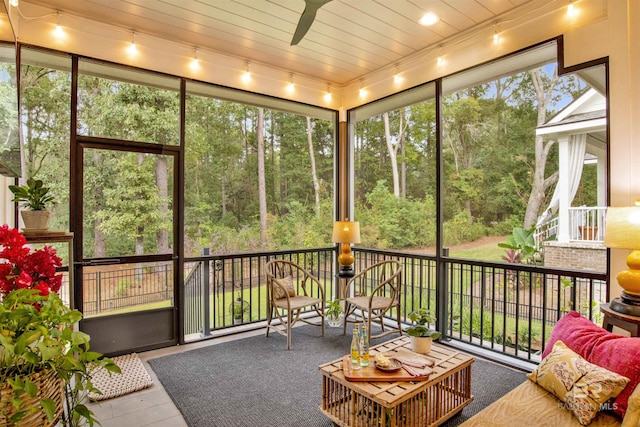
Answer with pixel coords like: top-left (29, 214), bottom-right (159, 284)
top-left (332, 220), bottom-right (361, 244)
top-left (604, 207), bottom-right (640, 249)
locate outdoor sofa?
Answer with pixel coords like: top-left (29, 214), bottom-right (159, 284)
top-left (461, 311), bottom-right (640, 426)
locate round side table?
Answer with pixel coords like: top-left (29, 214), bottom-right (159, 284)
top-left (600, 302), bottom-right (640, 337)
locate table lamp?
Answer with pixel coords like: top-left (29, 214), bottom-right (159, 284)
top-left (332, 218), bottom-right (361, 278)
top-left (604, 203), bottom-right (640, 316)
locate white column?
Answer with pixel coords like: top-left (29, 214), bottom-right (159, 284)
top-left (587, 137), bottom-right (607, 207)
top-left (557, 136), bottom-right (570, 242)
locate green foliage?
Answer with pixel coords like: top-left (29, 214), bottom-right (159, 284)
top-left (17, 50), bottom-right (601, 264)
top-left (505, 326), bottom-right (540, 351)
top-left (325, 298), bottom-right (344, 318)
top-left (115, 279), bottom-right (130, 297)
top-left (456, 307), bottom-right (495, 341)
top-left (498, 226), bottom-right (539, 264)
top-left (490, 215), bottom-right (523, 236)
top-left (0, 289), bottom-right (120, 426)
top-left (8, 178), bottom-right (56, 210)
top-left (358, 180), bottom-right (436, 249)
top-left (405, 308), bottom-right (440, 338)
top-left (443, 211), bottom-right (487, 247)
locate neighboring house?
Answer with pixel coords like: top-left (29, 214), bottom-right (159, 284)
top-left (535, 85), bottom-right (607, 272)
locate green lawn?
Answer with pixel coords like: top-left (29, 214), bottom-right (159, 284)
top-left (448, 236), bottom-right (507, 262)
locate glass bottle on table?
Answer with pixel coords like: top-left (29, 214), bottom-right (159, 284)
top-left (360, 324), bottom-right (369, 367)
top-left (350, 328), bottom-right (361, 370)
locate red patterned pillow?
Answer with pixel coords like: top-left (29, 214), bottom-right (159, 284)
top-left (543, 311), bottom-right (640, 418)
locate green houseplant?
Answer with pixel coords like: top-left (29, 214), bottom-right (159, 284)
top-left (229, 294), bottom-right (250, 325)
top-left (0, 225), bottom-right (119, 426)
top-left (8, 178), bottom-right (56, 231)
top-left (325, 298), bottom-right (344, 327)
top-left (405, 308), bottom-right (440, 354)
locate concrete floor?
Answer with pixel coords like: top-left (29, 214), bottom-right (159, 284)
top-left (87, 328), bottom-right (266, 427)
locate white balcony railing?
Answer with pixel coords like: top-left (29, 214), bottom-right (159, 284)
top-left (569, 206), bottom-right (606, 242)
top-left (534, 207), bottom-right (606, 246)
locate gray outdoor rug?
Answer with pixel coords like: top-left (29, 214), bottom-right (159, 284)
top-left (148, 325), bottom-right (526, 427)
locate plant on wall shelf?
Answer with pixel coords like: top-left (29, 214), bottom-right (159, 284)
top-left (8, 178), bottom-right (55, 211)
top-left (9, 178), bottom-right (57, 231)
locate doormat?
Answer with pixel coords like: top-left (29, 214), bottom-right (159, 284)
top-left (88, 353), bottom-right (153, 401)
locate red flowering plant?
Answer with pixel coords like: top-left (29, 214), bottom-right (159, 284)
top-left (0, 225), bottom-right (120, 425)
top-left (0, 224), bottom-right (63, 300)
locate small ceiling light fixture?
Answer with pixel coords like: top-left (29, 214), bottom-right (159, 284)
top-left (127, 31), bottom-right (138, 55)
top-left (359, 80), bottom-right (367, 99)
top-left (492, 23), bottom-right (500, 45)
top-left (567, 0), bottom-right (576, 17)
top-left (324, 84), bottom-right (332, 102)
top-left (436, 46), bottom-right (445, 66)
top-left (419, 12), bottom-right (439, 26)
top-left (53, 11), bottom-right (65, 38)
top-left (9, 0), bottom-right (18, 7)
top-left (393, 64), bottom-right (404, 85)
top-left (286, 73), bottom-right (295, 94)
top-left (242, 61), bottom-right (251, 83)
top-left (190, 48), bottom-right (200, 70)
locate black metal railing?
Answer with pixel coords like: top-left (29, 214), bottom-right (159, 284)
top-left (72, 245), bottom-right (606, 365)
top-left (443, 256), bottom-right (606, 363)
top-left (82, 262), bottom-right (173, 316)
top-left (352, 248), bottom-right (606, 364)
top-left (183, 247), bottom-right (336, 339)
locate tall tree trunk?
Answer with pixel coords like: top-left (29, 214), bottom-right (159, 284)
top-left (383, 112), bottom-right (400, 197)
top-left (93, 218), bottom-right (106, 257)
top-left (400, 130), bottom-right (406, 199)
top-left (136, 153), bottom-right (145, 280)
top-left (306, 117), bottom-right (321, 216)
top-left (135, 225), bottom-right (144, 281)
top-left (257, 108), bottom-right (268, 244)
top-left (155, 155), bottom-right (170, 253)
top-left (221, 177), bottom-right (227, 215)
top-left (93, 151), bottom-right (106, 257)
top-left (523, 68), bottom-right (560, 229)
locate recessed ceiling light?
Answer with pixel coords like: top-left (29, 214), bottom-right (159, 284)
top-left (419, 12), bottom-right (439, 26)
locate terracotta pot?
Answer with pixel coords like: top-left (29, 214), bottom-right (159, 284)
top-left (21, 210), bottom-right (51, 231)
top-left (578, 225), bottom-right (598, 240)
top-left (409, 336), bottom-right (432, 354)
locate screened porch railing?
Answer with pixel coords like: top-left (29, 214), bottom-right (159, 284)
top-left (183, 247), bottom-right (336, 340)
top-left (183, 246), bottom-right (607, 365)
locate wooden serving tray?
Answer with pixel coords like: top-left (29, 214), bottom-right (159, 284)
top-left (341, 356), bottom-right (431, 382)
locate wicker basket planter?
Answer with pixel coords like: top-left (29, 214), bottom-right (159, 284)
top-left (0, 369), bottom-right (64, 427)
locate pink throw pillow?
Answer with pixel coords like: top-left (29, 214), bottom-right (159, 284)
top-left (543, 311), bottom-right (640, 418)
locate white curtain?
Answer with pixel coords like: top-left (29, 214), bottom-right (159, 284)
top-left (536, 133), bottom-right (587, 226)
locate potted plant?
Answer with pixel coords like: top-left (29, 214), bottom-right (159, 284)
top-left (229, 293), bottom-right (249, 325)
top-left (325, 298), bottom-right (344, 327)
top-left (405, 308), bottom-right (441, 354)
top-left (9, 178), bottom-right (56, 231)
top-left (0, 225), bottom-right (119, 426)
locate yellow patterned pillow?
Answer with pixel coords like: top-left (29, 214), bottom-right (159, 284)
top-left (272, 275), bottom-right (296, 300)
top-left (528, 340), bottom-right (629, 425)
top-left (528, 340), bottom-right (584, 401)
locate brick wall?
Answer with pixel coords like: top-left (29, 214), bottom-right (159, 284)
top-left (543, 241), bottom-right (606, 272)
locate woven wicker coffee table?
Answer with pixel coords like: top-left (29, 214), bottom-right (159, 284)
top-left (319, 336), bottom-right (474, 427)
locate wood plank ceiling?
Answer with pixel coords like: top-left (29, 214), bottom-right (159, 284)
top-left (22, 0), bottom-right (538, 86)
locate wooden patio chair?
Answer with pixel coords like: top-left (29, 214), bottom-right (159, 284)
top-left (265, 259), bottom-right (325, 350)
top-left (342, 260), bottom-right (402, 340)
